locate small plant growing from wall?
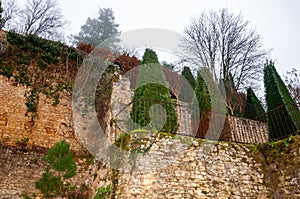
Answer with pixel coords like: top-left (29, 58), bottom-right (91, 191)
top-left (94, 185), bottom-right (111, 199)
top-left (35, 140), bottom-right (77, 198)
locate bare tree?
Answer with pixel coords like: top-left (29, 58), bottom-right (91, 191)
top-left (284, 68), bottom-right (300, 106)
top-left (18, 0), bottom-right (67, 38)
top-left (182, 8), bottom-right (269, 90)
top-left (0, 0), bottom-right (18, 30)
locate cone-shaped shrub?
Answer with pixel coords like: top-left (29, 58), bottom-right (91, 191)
top-left (244, 87), bottom-right (266, 122)
top-left (130, 49), bottom-right (178, 133)
top-left (264, 61), bottom-right (300, 140)
top-left (194, 69), bottom-right (211, 111)
top-left (141, 48), bottom-right (159, 65)
top-left (191, 68), bottom-right (211, 136)
top-left (179, 66), bottom-right (195, 103)
top-left (192, 68), bottom-right (227, 140)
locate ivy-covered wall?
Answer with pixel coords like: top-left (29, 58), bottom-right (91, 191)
top-left (0, 75), bottom-right (84, 152)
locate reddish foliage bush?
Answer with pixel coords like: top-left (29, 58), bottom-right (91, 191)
top-left (194, 111), bottom-right (231, 141)
top-left (114, 54), bottom-right (140, 75)
top-left (76, 43), bottom-right (95, 54)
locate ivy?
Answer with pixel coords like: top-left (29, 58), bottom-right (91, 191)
top-left (25, 89), bottom-right (39, 114)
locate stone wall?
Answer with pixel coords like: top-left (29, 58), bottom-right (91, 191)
top-left (113, 134), bottom-right (271, 198)
top-left (256, 135), bottom-right (300, 198)
top-left (0, 72), bottom-right (294, 198)
top-left (110, 76), bottom-right (134, 141)
top-left (0, 75), bottom-right (85, 152)
top-left (109, 75), bottom-right (269, 143)
top-left (0, 146), bottom-right (94, 199)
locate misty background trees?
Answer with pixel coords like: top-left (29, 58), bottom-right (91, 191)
top-left (182, 8), bottom-right (269, 90)
top-left (71, 8), bottom-right (119, 46)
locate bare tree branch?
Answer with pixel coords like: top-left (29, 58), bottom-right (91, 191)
top-left (18, 0), bottom-right (67, 38)
top-left (0, 0), bottom-right (18, 30)
top-left (181, 8), bottom-right (269, 90)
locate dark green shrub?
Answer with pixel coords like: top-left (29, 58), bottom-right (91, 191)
top-left (194, 69), bottom-right (211, 111)
top-left (35, 168), bottom-right (63, 198)
top-left (264, 61), bottom-right (300, 140)
top-left (26, 34), bottom-right (43, 47)
top-left (43, 42), bottom-right (61, 56)
top-left (181, 66), bottom-right (195, 89)
top-left (40, 52), bottom-right (59, 64)
top-left (179, 66), bottom-right (195, 103)
top-left (23, 44), bottom-right (41, 53)
top-left (69, 50), bottom-right (78, 61)
top-left (36, 140), bottom-right (78, 198)
top-left (141, 48), bottom-right (159, 64)
top-left (43, 140), bottom-right (77, 178)
top-left (244, 87), bottom-right (266, 122)
top-left (192, 68), bottom-right (226, 139)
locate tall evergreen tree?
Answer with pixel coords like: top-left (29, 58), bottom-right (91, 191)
top-left (194, 68), bottom-right (211, 111)
top-left (141, 48), bottom-right (159, 65)
top-left (130, 49), bottom-right (178, 133)
top-left (244, 87), bottom-right (265, 122)
top-left (182, 66), bottom-right (195, 89)
top-left (264, 61), bottom-right (300, 140)
top-left (72, 8), bottom-right (119, 46)
top-left (192, 67), bottom-right (227, 140)
top-left (179, 66), bottom-right (195, 103)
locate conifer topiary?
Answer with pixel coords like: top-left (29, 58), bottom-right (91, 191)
top-left (244, 87), bottom-right (266, 122)
top-left (179, 66), bottom-right (196, 103)
top-left (264, 61), bottom-right (300, 140)
top-left (194, 69), bottom-right (211, 111)
top-left (192, 68), bottom-right (227, 140)
top-left (130, 49), bottom-right (178, 133)
top-left (141, 48), bottom-right (159, 65)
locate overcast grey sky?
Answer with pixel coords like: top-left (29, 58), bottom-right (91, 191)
top-left (57, 0), bottom-right (300, 76)
top-left (18, 0), bottom-right (300, 76)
